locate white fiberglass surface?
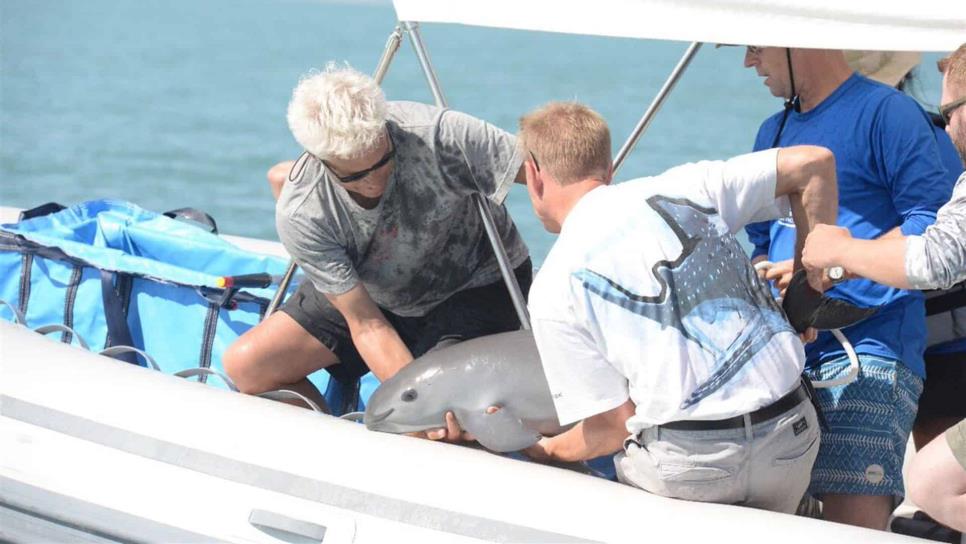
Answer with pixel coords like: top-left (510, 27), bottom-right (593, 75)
top-left (394, 0), bottom-right (964, 51)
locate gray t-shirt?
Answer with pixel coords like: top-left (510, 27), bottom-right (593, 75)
top-left (276, 101), bottom-right (529, 317)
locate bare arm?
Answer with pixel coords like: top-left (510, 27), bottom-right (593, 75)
top-left (773, 146), bottom-right (838, 290)
top-left (803, 226), bottom-right (911, 288)
top-left (328, 286), bottom-right (471, 441)
top-left (325, 284), bottom-right (413, 381)
top-left (525, 399), bottom-right (635, 463)
top-left (876, 226), bottom-right (905, 240)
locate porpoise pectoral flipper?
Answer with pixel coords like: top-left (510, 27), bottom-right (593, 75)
top-left (453, 408), bottom-right (543, 453)
top-left (782, 270), bottom-right (878, 333)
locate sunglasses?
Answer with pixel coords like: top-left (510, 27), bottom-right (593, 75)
top-left (746, 45), bottom-right (766, 56)
top-left (323, 129), bottom-right (396, 184)
top-left (939, 97), bottom-right (966, 126)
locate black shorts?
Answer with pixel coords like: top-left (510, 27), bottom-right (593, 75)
top-left (281, 259), bottom-right (533, 384)
top-left (917, 350), bottom-right (966, 418)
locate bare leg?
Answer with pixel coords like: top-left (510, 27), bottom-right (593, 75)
top-left (242, 159), bottom-right (329, 408)
top-left (267, 161), bottom-right (296, 200)
top-left (223, 311), bottom-right (337, 410)
top-left (821, 494), bottom-right (893, 530)
top-left (908, 429), bottom-right (966, 532)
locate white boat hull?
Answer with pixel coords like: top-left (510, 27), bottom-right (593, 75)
top-left (0, 321), bottom-right (919, 543)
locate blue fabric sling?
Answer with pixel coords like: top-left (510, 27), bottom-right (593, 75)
top-left (0, 199), bottom-right (380, 413)
top-left (0, 200), bottom-right (293, 388)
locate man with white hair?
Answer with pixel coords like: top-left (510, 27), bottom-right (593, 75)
top-left (224, 65), bottom-right (531, 431)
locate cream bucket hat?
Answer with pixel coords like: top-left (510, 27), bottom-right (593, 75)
top-left (845, 50), bottom-right (922, 87)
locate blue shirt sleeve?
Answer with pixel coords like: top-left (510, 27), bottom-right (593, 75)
top-left (744, 121), bottom-right (778, 258)
top-left (746, 220), bottom-right (773, 259)
top-left (872, 94), bottom-right (954, 236)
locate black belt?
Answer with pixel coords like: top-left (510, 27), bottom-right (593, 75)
top-left (660, 383), bottom-right (810, 432)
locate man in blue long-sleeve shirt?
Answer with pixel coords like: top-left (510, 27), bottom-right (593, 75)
top-left (803, 44), bottom-right (966, 533)
top-left (840, 50), bottom-right (966, 456)
top-left (743, 46), bottom-right (955, 530)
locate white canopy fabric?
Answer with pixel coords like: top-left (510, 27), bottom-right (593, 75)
top-left (393, 0), bottom-right (965, 52)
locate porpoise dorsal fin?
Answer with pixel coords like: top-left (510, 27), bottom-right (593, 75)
top-left (454, 408), bottom-right (542, 453)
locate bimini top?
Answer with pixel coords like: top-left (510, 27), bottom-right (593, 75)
top-left (393, 0), bottom-right (965, 52)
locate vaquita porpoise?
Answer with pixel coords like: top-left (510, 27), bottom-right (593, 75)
top-left (363, 330), bottom-right (572, 452)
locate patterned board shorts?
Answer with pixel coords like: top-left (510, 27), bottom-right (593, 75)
top-left (804, 355), bottom-right (923, 500)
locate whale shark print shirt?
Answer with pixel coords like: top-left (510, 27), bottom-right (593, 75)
top-left (276, 101), bottom-right (528, 317)
top-left (528, 149), bottom-right (807, 431)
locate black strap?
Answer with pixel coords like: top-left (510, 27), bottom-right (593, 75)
top-left (770, 48), bottom-right (800, 149)
top-left (660, 384), bottom-right (810, 431)
top-left (925, 284), bottom-right (966, 316)
top-left (101, 270), bottom-right (137, 364)
top-left (18, 254), bottom-right (33, 320)
top-left (4, 232), bottom-right (88, 266)
top-left (163, 207), bottom-right (218, 234)
top-left (800, 375), bottom-right (830, 432)
top-left (930, 111), bottom-right (947, 130)
top-left (197, 303), bottom-right (220, 383)
top-left (18, 202), bottom-right (66, 222)
top-left (61, 265), bottom-right (83, 344)
top-left (786, 48), bottom-right (796, 105)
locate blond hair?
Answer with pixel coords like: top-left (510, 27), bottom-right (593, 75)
top-left (286, 63), bottom-right (387, 160)
top-left (518, 102), bottom-right (611, 185)
top-left (938, 43), bottom-right (966, 89)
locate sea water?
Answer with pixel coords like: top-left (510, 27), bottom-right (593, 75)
top-left (1, 0), bottom-right (947, 265)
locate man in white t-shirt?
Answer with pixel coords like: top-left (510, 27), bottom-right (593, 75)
top-left (519, 102), bottom-right (838, 513)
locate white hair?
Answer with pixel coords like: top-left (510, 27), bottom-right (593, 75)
top-left (286, 63), bottom-right (387, 160)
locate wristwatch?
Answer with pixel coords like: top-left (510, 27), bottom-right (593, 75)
top-left (828, 266), bottom-right (845, 282)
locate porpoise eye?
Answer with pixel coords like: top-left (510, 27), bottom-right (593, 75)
top-left (401, 389), bottom-right (418, 402)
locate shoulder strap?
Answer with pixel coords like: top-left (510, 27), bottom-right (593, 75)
top-left (925, 283), bottom-right (966, 316)
top-left (101, 270), bottom-right (137, 364)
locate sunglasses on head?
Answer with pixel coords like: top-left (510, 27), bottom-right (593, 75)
top-left (939, 97), bottom-right (966, 126)
top-left (323, 129), bottom-right (396, 184)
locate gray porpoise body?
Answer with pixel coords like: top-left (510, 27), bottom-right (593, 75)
top-left (363, 330), bottom-right (571, 452)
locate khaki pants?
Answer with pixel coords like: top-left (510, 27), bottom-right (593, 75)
top-left (616, 400), bottom-right (820, 514)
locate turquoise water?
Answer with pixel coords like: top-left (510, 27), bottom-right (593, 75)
top-left (1, 0), bottom-right (947, 264)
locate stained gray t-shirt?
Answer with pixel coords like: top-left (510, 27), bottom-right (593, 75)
top-left (276, 101), bottom-right (529, 317)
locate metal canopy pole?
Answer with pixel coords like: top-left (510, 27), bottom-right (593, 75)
top-left (265, 25), bottom-right (406, 317)
top-left (373, 25), bottom-right (404, 85)
top-left (474, 194), bottom-right (531, 330)
top-left (613, 42), bottom-right (703, 175)
top-left (401, 21), bottom-right (448, 108)
top-left (402, 21), bottom-right (532, 330)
